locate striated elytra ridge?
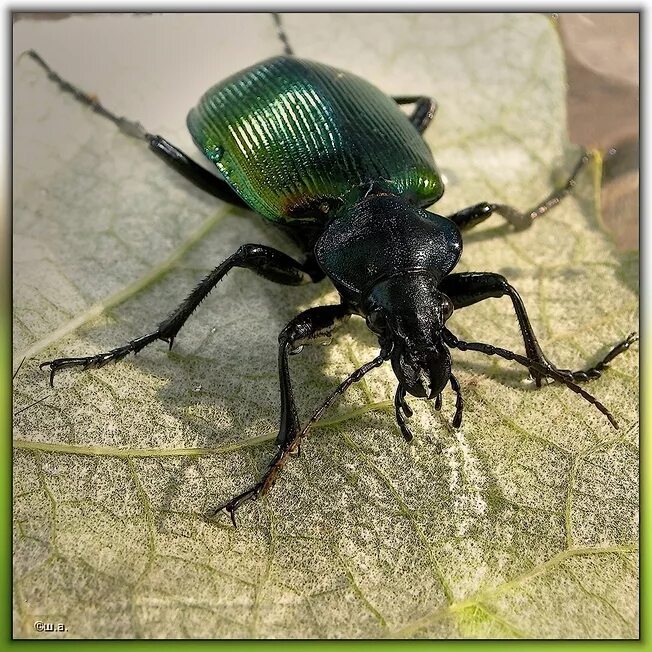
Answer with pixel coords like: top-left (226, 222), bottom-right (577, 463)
top-left (187, 56), bottom-right (444, 223)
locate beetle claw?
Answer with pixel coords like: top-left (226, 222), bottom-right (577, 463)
top-left (160, 335), bottom-right (175, 350)
top-left (227, 506), bottom-right (238, 528)
top-left (208, 484), bottom-right (262, 526)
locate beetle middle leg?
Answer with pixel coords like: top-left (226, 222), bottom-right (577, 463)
top-left (440, 271), bottom-right (637, 386)
top-left (276, 304), bottom-right (352, 447)
top-left (40, 244), bottom-right (325, 385)
top-left (447, 151), bottom-right (590, 231)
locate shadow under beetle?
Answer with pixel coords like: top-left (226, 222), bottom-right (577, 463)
top-left (30, 41), bottom-right (636, 526)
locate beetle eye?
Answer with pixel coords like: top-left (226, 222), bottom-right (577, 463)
top-left (441, 295), bottom-right (454, 321)
top-left (366, 309), bottom-right (386, 333)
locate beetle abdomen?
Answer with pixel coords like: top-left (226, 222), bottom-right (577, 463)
top-left (187, 56), bottom-right (444, 223)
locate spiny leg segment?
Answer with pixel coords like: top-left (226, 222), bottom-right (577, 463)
top-left (40, 244), bottom-right (323, 385)
top-left (24, 50), bottom-right (247, 207)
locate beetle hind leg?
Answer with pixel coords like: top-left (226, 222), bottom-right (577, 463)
top-left (393, 96), bottom-right (438, 134)
top-left (24, 50), bottom-right (247, 207)
top-left (272, 13), bottom-right (294, 56)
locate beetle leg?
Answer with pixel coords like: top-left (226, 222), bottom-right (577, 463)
top-left (543, 332), bottom-right (638, 382)
top-left (24, 50), bottom-right (246, 208)
top-left (441, 271), bottom-right (548, 384)
top-left (210, 350), bottom-right (386, 526)
top-left (40, 244), bottom-right (324, 385)
top-left (145, 135), bottom-right (248, 207)
top-left (440, 272), bottom-right (636, 387)
top-left (272, 13), bottom-right (294, 56)
top-left (393, 95), bottom-right (438, 134)
top-left (447, 151), bottom-right (589, 231)
top-left (277, 304), bottom-right (352, 447)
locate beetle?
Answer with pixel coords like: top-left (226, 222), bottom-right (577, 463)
top-left (29, 29), bottom-right (635, 525)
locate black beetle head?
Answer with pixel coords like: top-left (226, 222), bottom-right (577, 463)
top-left (364, 272), bottom-right (454, 398)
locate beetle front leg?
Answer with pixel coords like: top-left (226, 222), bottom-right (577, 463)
top-left (447, 151), bottom-right (589, 231)
top-left (276, 304), bottom-right (352, 447)
top-left (440, 272), bottom-right (636, 386)
top-left (40, 244), bottom-right (325, 385)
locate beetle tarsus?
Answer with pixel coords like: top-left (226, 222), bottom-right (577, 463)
top-left (210, 485), bottom-right (262, 527)
top-left (24, 49), bottom-right (149, 142)
top-left (529, 332), bottom-right (637, 386)
top-left (39, 331), bottom-right (161, 383)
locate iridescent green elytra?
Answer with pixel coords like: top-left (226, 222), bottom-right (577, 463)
top-left (187, 56), bottom-right (444, 224)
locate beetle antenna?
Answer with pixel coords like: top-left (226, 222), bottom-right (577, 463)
top-left (443, 330), bottom-right (618, 429)
top-left (272, 13), bottom-right (295, 56)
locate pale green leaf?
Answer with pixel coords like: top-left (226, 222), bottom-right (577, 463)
top-left (13, 14), bottom-right (638, 639)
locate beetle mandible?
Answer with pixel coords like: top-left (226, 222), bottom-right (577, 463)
top-left (31, 20), bottom-right (636, 526)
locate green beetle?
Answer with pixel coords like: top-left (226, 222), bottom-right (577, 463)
top-left (32, 50), bottom-right (635, 525)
